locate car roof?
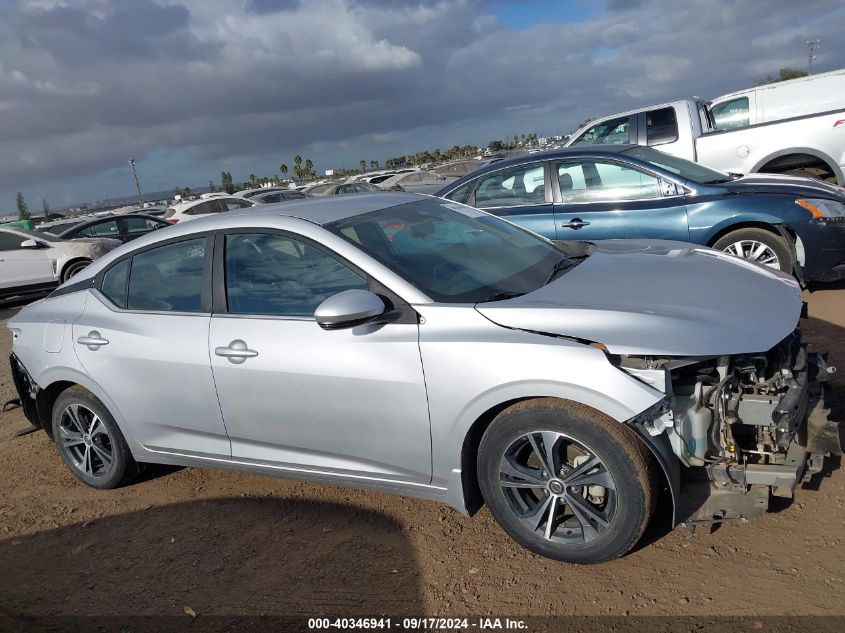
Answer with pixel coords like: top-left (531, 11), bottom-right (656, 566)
top-left (63, 213), bottom-right (164, 230)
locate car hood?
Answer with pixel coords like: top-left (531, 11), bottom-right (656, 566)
top-left (475, 240), bottom-right (802, 357)
top-left (720, 173), bottom-right (845, 201)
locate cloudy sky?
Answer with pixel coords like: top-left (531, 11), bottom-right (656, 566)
top-left (1, 0), bottom-right (844, 210)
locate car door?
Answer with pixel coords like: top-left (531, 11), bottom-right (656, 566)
top-left (467, 161), bottom-right (556, 238)
top-left (208, 230), bottom-right (432, 484)
top-left (72, 235), bottom-right (231, 457)
top-left (0, 231), bottom-right (56, 289)
top-left (552, 158), bottom-right (689, 241)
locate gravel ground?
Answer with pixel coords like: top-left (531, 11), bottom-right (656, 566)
top-left (0, 285), bottom-right (843, 619)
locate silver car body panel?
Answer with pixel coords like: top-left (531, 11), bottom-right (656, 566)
top-left (477, 240), bottom-right (802, 356)
top-left (6, 194), bottom-right (804, 517)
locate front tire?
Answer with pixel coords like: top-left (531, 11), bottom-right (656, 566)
top-left (712, 227), bottom-right (792, 274)
top-left (52, 386), bottom-right (137, 489)
top-left (478, 398), bottom-right (657, 564)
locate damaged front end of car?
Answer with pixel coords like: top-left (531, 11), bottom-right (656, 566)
top-left (618, 330), bottom-right (841, 525)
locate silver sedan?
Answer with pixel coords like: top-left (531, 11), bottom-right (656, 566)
top-left (8, 193), bottom-right (838, 564)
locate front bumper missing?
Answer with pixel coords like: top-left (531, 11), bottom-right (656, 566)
top-left (678, 350), bottom-right (841, 525)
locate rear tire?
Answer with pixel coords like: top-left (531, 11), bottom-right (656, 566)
top-left (52, 386), bottom-right (137, 490)
top-left (712, 227), bottom-right (792, 274)
top-left (477, 398), bottom-right (657, 564)
top-left (61, 259), bottom-right (91, 282)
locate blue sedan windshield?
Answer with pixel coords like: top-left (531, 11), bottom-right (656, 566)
top-left (621, 146), bottom-right (730, 184)
top-left (326, 200), bottom-right (565, 303)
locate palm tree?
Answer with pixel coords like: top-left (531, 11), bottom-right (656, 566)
top-left (304, 159), bottom-right (314, 180)
top-left (249, 174), bottom-right (256, 185)
top-left (359, 159), bottom-right (366, 173)
top-left (280, 163), bottom-right (288, 179)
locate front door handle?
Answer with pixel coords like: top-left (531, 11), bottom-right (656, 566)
top-left (215, 339), bottom-right (259, 364)
top-left (561, 218), bottom-right (590, 230)
top-left (77, 331), bottom-right (109, 350)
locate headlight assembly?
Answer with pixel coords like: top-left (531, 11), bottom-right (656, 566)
top-left (795, 198), bottom-right (845, 223)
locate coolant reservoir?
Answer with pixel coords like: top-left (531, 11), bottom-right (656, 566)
top-left (671, 384), bottom-right (710, 466)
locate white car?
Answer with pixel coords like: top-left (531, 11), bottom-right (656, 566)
top-left (0, 227), bottom-right (120, 299)
top-left (566, 68), bottom-right (845, 184)
top-left (163, 196), bottom-right (256, 224)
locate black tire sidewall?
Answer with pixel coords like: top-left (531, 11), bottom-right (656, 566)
top-left (62, 260), bottom-right (91, 282)
top-left (712, 228), bottom-right (792, 273)
top-left (478, 406), bottom-right (651, 564)
top-left (51, 387), bottom-right (133, 490)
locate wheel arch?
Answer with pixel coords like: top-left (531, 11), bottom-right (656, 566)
top-left (34, 367), bottom-right (140, 452)
top-left (59, 256), bottom-right (93, 282)
top-left (453, 395), bottom-right (679, 525)
top-left (751, 147), bottom-right (843, 185)
top-left (705, 219), bottom-right (786, 248)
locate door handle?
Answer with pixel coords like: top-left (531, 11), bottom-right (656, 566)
top-left (215, 339), bottom-right (259, 364)
top-left (561, 218), bottom-right (590, 230)
top-left (77, 331), bottom-right (109, 350)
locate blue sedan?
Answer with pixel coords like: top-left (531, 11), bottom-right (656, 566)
top-left (436, 145), bottom-right (845, 282)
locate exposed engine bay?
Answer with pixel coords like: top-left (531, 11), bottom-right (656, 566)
top-left (619, 331), bottom-right (841, 523)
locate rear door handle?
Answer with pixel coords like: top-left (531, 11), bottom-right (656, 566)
top-left (77, 331), bottom-right (109, 350)
top-left (215, 339), bottom-right (259, 364)
top-left (561, 218), bottom-right (590, 230)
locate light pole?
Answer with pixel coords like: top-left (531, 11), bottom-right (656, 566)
top-left (807, 39), bottom-right (820, 75)
top-left (128, 158), bottom-right (145, 205)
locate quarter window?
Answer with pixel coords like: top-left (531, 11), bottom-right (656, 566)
top-left (557, 161), bottom-right (662, 202)
top-left (646, 107), bottom-right (679, 145)
top-left (711, 97), bottom-right (749, 130)
top-left (474, 164), bottom-right (546, 208)
top-left (100, 259), bottom-right (129, 308)
top-left (127, 239), bottom-right (207, 312)
top-left (224, 233), bottom-right (368, 317)
top-left (445, 182), bottom-right (472, 204)
top-left (571, 116), bottom-right (630, 146)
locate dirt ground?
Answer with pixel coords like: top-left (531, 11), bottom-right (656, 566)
top-left (0, 286), bottom-right (843, 621)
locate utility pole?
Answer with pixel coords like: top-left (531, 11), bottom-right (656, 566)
top-left (807, 38), bottom-right (820, 75)
top-left (128, 158), bottom-right (145, 205)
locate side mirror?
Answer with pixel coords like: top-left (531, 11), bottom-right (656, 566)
top-left (20, 238), bottom-right (39, 249)
top-left (314, 289), bottom-right (386, 330)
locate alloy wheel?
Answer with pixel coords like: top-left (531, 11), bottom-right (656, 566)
top-left (722, 240), bottom-right (780, 269)
top-left (499, 432), bottom-right (617, 544)
top-left (58, 403), bottom-right (114, 478)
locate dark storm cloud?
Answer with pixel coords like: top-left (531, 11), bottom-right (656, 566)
top-left (2, 0), bottom-right (844, 204)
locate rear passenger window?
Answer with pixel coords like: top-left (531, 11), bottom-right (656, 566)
top-left (474, 164), bottom-right (545, 208)
top-left (100, 259), bottom-right (129, 308)
top-left (127, 239), bottom-right (206, 312)
top-left (646, 107), bottom-right (678, 145)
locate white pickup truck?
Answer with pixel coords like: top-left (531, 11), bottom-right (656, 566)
top-left (566, 69), bottom-right (845, 185)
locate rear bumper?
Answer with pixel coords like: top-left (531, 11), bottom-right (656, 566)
top-left (9, 354), bottom-right (43, 429)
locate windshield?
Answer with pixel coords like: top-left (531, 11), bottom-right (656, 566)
top-left (326, 199), bottom-right (565, 303)
top-left (621, 146), bottom-right (730, 184)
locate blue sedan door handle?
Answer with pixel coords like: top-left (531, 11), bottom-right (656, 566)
top-left (561, 218), bottom-right (590, 230)
top-left (77, 331), bottom-right (109, 350)
top-left (215, 339), bottom-right (259, 364)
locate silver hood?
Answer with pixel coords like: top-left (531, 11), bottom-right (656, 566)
top-left (475, 240), bottom-right (803, 357)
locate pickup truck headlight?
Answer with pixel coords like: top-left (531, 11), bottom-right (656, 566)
top-left (796, 198), bottom-right (845, 223)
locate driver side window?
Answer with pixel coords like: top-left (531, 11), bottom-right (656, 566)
top-left (224, 233), bottom-right (368, 317)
